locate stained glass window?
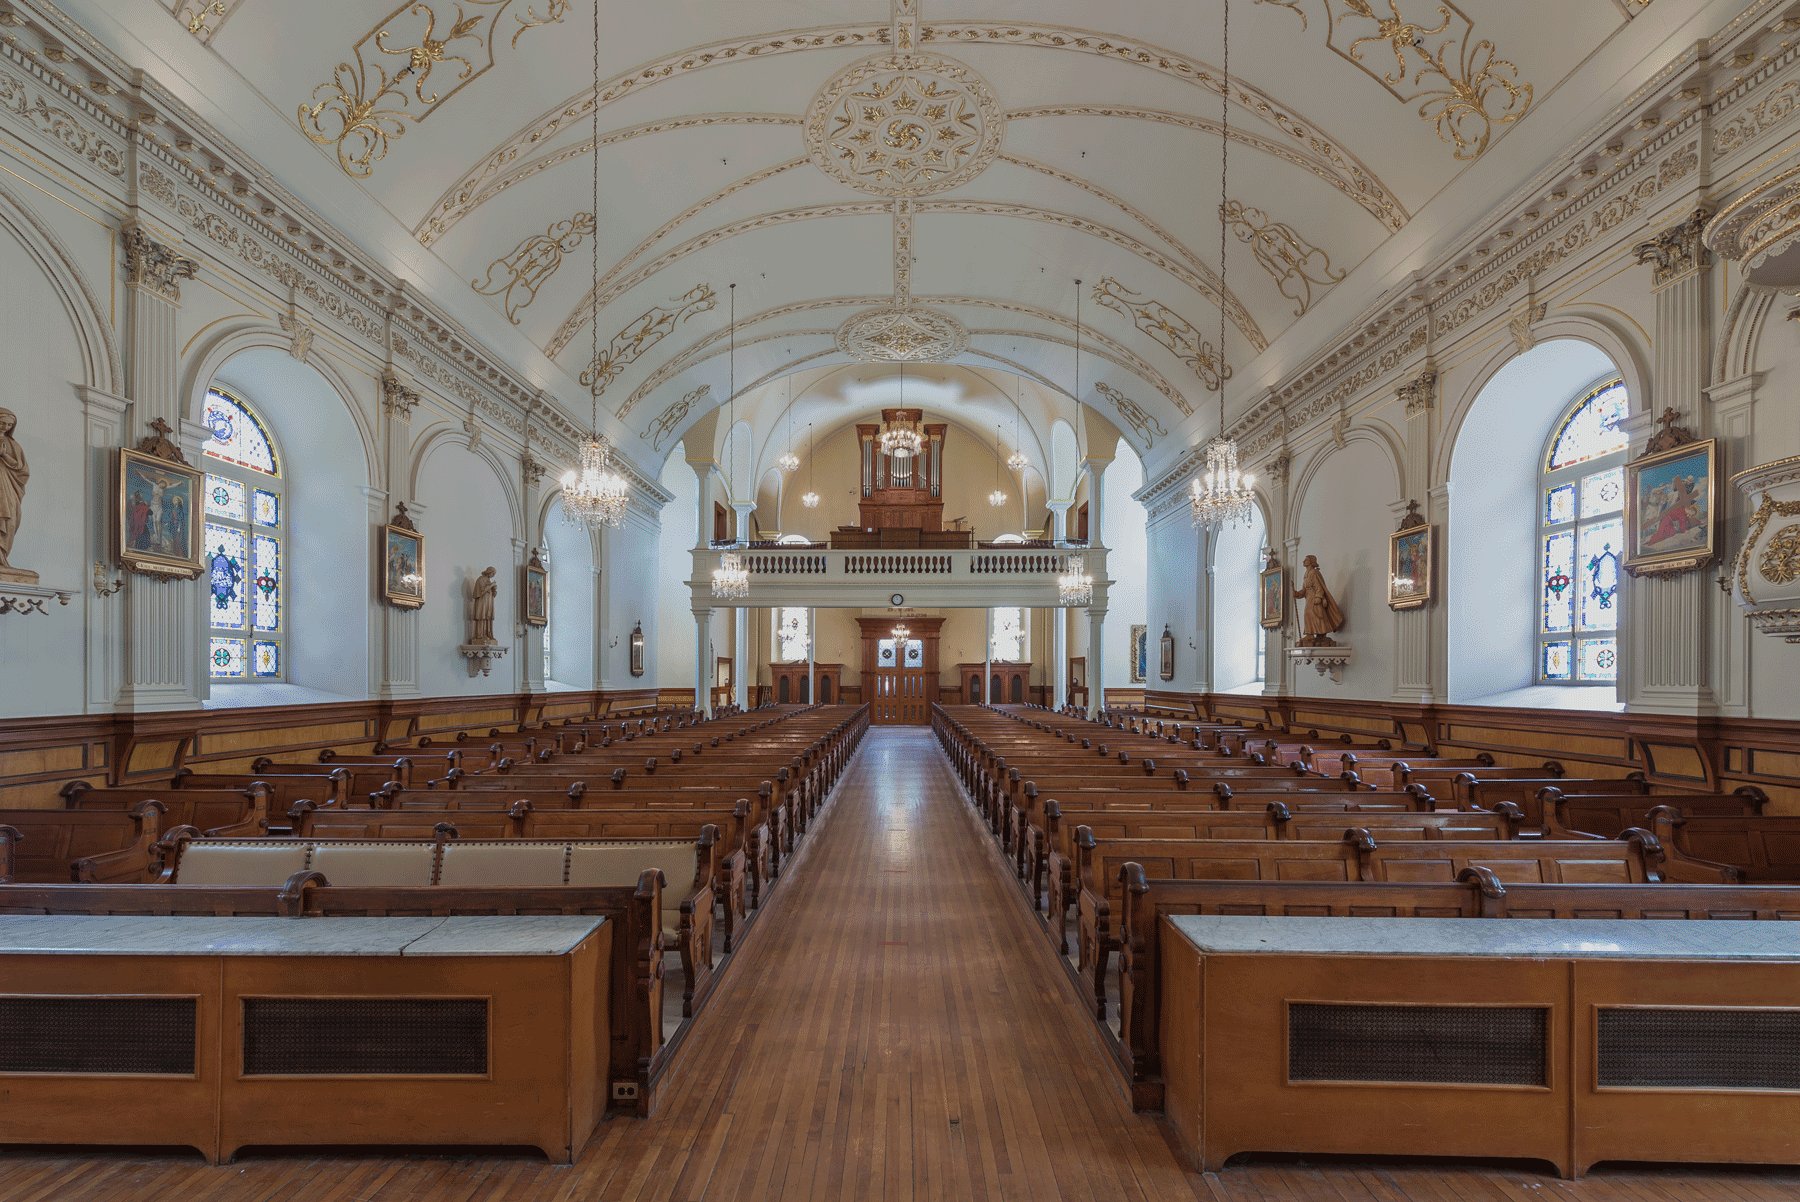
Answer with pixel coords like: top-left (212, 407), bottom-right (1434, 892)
top-left (1539, 377), bottom-right (1627, 684)
top-left (877, 638), bottom-right (923, 668)
top-left (777, 607), bottom-right (810, 662)
top-left (202, 389), bottom-right (283, 681)
top-left (204, 474), bottom-right (246, 521)
top-left (206, 523), bottom-right (246, 630)
top-left (991, 607), bottom-right (1026, 662)
top-left (210, 637), bottom-right (246, 679)
top-left (1545, 484), bottom-right (1575, 525)
top-left (1548, 379), bottom-right (1630, 470)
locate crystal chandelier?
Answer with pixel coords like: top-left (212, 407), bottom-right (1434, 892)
top-left (891, 624), bottom-right (911, 658)
top-left (1007, 449), bottom-right (1029, 472)
top-left (988, 424), bottom-right (1008, 507)
top-left (878, 364), bottom-right (925, 458)
top-left (560, 434), bottom-right (629, 529)
top-left (777, 449), bottom-right (799, 473)
top-left (1191, 0), bottom-right (1252, 532)
top-left (800, 421), bottom-right (820, 508)
top-left (1058, 555), bottom-right (1093, 607)
top-left (565, 9), bottom-right (629, 529)
top-left (712, 551), bottom-right (749, 599)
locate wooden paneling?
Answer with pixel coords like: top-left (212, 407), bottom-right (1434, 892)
top-left (0, 744), bottom-right (85, 776)
top-left (196, 721), bottom-right (368, 756)
top-left (125, 739), bottom-right (184, 775)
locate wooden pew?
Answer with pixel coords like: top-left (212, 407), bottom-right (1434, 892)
top-left (61, 781), bottom-right (268, 838)
top-left (170, 767), bottom-right (348, 810)
top-left (0, 824), bottom-right (17, 883)
top-left (1644, 804), bottom-right (1800, 882)
top-left (0, 801), bottom-right (166, 882)
top-left (1546, 785), bottom-right (1767, 837)
top-left (1461, 772), bottom-right (1647, 814)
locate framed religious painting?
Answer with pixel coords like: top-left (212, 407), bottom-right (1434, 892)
top-left (1129, 624), bottom-right (1148, 684)
top-left (1159, 626), bottom-right (1175, 681)
top-left (1388, 521), bottom-right (1434, 611)
top-left (522, 551), bottom-right (548, 627)
top-left (629, 622), bottom-right (645, 677)
top-left (1259, 560), bottom-right (1285, 629)
top-left (381, 524), bottom-right (426, 609)
top-left (1624, 438), bottom-right (1718, 577)
top-left (117, 447), bottom-right (202, 578)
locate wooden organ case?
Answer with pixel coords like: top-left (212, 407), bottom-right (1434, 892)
top-left (857, 412), bottom-right (946, 532)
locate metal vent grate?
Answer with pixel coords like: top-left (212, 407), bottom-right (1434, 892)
top-left (0, 996), bottom-right (196, 1075)
top-left (1598, 1008), bottom-right (1800, 1090)
top-left (1289, 1002), bottom-right (1547, 1086)
top-left (242, 997), bottom-right (488, 1076)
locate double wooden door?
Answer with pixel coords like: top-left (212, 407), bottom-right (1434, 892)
top-left (868, 669), bottom-right (931, 724)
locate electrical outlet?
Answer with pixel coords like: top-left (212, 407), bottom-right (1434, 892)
top-left (611, 1081), bottom-right (639, 1101)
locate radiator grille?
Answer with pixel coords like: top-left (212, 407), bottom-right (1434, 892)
top-left (241, 997), bottom-right (488, 1076)
top-left (1598, 1008), bottom-right (1800, 1090)
top-left (0, 996), bottom-right (196, 1075)
top-left (1289, 1002), bottom-right (1547, 1086)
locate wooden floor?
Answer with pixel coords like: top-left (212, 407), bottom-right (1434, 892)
top-left (6, 726), bottom-right (1800, 1200)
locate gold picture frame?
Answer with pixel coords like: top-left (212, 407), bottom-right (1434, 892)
top-left (1129, 623), bottom-right (1148, 684)
top-left (1388, 521), bottom-right (1434, 611)
top-left (522, 549), bottom-right (548, 627)
top-left (381, 524), bottom-right (426, 609)
top-left (117, 447), bottom-right (203, 579)
top-left (1624, 437), bottom-right (1718, 579)
top-left (1259, 560), bottom-right (1285, 629)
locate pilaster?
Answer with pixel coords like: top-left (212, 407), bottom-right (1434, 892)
top-left (78, 387), bottom-right (129, 713)
top-left (1392, 371), bottom-right (1438, 704)
top-left (1262, 453), bottom-right (1296, 699)
top-left (518, 449), bottom-right (547, 692)
top-left (374, 374), bottom-right (422, 700)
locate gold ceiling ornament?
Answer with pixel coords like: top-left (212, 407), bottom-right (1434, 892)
top-left (805, 51), bottom-right (1005, 197)
top-left (1705, 164), bottom-right (1800, 286)
top-left (1091, 278), bottom-right (1231, 392)
top-left (836, 305), bottom-right (969, 363)
top-left (1254, 0), bottom-right (1532, 161)
top-left (642, 384), bottom-right (708, 453)
top-left (298, 0), bottom-right (570, 179)
top-left (472, 210), bottom-right (594, 324)
top-left (1095, 382), bottom-right (1168, 449)
top-left (580, 284), bottom-right (717, 396)
top-left (1220, 199), bottom-right (1345, 318)
top-left (174, 0), bottom-right (242, 43)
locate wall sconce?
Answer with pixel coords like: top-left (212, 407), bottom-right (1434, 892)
top-left (92, 562), bottom-right (124, 597)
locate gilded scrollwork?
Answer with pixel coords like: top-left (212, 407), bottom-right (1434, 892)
top-left (0, 70), bottom-right (126, 178)
top-left (1221, 199), bottom-right (1345, 317)
top-left (1254, 0), bottom-right (1531, 160)
top-left (581, 284), bottom-right (718, 397)
top-left (1094, 382), bottom-right (1167, 448)
top-left (642, 385), bottom-right (709, 453)
top-left (1091, 278), bottom-right (1231, 392)
top-left (298, 0), bottom-right (569, 178)
top-left (472, 210), bottom-right (594, 323)
top-left (836, 306), bottom-right (968, 363)
top-left (122, 226), bottom-right (198, 303)
top-left (1633, 208), bottom-right (1711, 287)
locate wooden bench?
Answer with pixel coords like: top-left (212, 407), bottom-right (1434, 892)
top-left (1546, 786), bottom-right (1767, 837)
top-left (171, 768), bottom-right (348, 810)
top-left (0, 801), bottom-right (166, 882)
top-left (61, 782), bottom-right (268, 838)
top-left (1644, 804), bottom-right (1800, 882)
top-left (1461, 772), bottom-right (1647, 813)
top-left (0, 824), bottom-right (17, 883)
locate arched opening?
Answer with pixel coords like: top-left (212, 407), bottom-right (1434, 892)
top-left (542, 496), bottom-right (598, 688)
top-left (1211, 504), bottom-right (1269, 692)
top-left (1446, 339), bottom-right (1629, 708)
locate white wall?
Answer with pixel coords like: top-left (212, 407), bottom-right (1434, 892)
top-left (541, 496), bottom-right (598, 687)
top-left (413, 440), bottom-right (518, 696)
top-left (1292, 438), bottom-right (1395, 699)
top-left (1101, 440), bottom-right (1148, 690)
top-left (655, 447), bottom-right (697, 692)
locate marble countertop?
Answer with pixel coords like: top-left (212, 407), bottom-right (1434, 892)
top-left (1167, 914), bottom-right (1800, 960)
top-left (0, 914), bottom-right (605, 957)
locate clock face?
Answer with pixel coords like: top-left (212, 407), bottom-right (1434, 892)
top-left (891, 593), bottom-right (905, 607)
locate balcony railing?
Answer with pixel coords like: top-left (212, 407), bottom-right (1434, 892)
top-left (691, 545), bottom-right (1107, 607)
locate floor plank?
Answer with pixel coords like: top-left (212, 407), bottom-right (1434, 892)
top-left (4, 727), bottom-right (1799, 1200)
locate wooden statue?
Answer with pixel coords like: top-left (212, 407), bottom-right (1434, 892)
top-left (1292, 554), bottom-right (1345, 647)
top-left (470, 567), bottom-right (498, 645)
top-left (0, 407), bottom-right (32, 583)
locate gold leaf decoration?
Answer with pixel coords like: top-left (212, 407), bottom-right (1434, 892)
top-left (580, 285), bottom-right (718, 396)
top-left (1255, 0), bottom-right (1532, 160)
top-left (1220, 199), bottom-right (1346, 317)
top-left (643, 385), bottom-right (709, 452)
top-left (472, 210), bottom-right (595, 323)
top-left (1091, 278), bottom-right (1231, 392)
top-left (1094, 382), bottom-right (1168, 448)
top-left (298, 0), bottom-right (568, 178)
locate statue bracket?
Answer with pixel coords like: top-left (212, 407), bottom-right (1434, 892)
top-left (1288, 645), bottom-right (1353, 684)
top-left (0, 579), bottom-right (76, 615)
top-left (458, 642), bottom-right (509, 678)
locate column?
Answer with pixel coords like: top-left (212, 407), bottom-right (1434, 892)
top-left (115, 224), bottom-right (204, 712)
top-left (1053, 600), bottom-right (1068, 709)
top-left (732, 501), bottom-right (754, 711)
top-left (1393, 370), bottom-right (1438, 705)
top-left (1705, 371), bottom-right (1762, 716)
top-left (1262, 455), bottom-right (1295, 699)
top-left (519, 453), bottom-right (547, 693)
top-left (982, 607), bottom-right (992, 706)
top-left (375, 375), bottom-right (422, 701)
top-left (694, 607), bottom-right (713, 717)
top-left (1087, 607), bottom-right (1107, 716)
top-left (806, 606), bottom-right (816, 705)
top-left (1625, 210), bottom-right (1716, 715)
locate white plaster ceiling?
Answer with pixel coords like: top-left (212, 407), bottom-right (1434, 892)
top-left (93, 0), bottom-right (1696, 483)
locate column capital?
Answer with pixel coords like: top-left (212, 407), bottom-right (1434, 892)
top-left (1633, 208), bottom-right (1713, 290)
top-left (121, 223), bottom-right (197, 304)
top-left (1396, 367), bottom-right (1438, 417)
top-left (381, 372), bottom-right (422, 417)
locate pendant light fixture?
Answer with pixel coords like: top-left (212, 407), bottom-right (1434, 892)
top-left (800, 422), bottom-right (820, 509)
top-left (878, 362), bottom-right (925, 458)
top-left (561, 0), bottom-right (629, 529)
top-left (1060, 277), bottom-right (1094, 607)
top-left (1007, 375), bottom-right (1029, 473)
top-left (1190, 0), bottom-right (1254, 530)
top-left (712, 282), bottom-right (749, 600)
top-left (776, 376), bottom-right (800, 473)
top-left (988, 423), bottom-right (1009, 508)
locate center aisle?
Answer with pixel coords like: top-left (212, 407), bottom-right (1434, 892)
top-left (574, 725), bottom-right (1207, 1201)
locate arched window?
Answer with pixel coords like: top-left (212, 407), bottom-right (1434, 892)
top-left (776, 607), bottom-right (810, 661)
top-left (991, 607), bottom-right (1026, 662)
top-left (200, 387), bottom-right (285, 681)
top-left (1537, 377), bottom-right (1628, 684)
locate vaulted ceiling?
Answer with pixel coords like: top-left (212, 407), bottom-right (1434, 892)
top-left (99, 0), bottom-right (1685, 483)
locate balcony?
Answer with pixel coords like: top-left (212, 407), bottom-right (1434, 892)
top-left (688, 545), bottom-right (1109, 608)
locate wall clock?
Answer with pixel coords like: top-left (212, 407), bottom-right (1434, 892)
top-left (891, 593), bottom-right (905, 606)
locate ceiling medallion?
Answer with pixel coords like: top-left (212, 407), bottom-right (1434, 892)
top-left (836, 305), bottom-right (969, 363)
top-left (805, 52), bottom-right (1004, 197)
